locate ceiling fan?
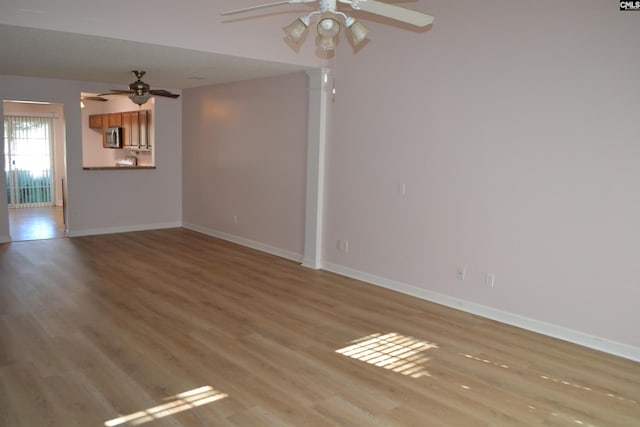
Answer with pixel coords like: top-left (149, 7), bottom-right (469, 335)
top-left (221, 0), bottom-right (434, 51)
top-left (100, 70), bottom-right (180, 106)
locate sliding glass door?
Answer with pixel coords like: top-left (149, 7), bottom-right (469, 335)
top-left (4, 115), bottom-right (54, 207)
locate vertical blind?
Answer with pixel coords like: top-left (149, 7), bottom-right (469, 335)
top-left (4, 114), bottom-right (54, 207)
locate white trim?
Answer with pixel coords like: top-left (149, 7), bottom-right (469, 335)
top-left (323, 261), bottom-right (640, 363)
top-left (182, 222), bottom-right (303, 263)
top-left (0, 234), bottom-right (10, 244)
top-left (302, 256), bottom-right (322, 269)
top-left (302, 68), bottom-right (330, 270)
top-left (67, 221), bottom-right (181, 237)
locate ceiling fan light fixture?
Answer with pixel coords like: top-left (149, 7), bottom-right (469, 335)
top-left (316, 13), bottom-right (340, 50)
top-left (129, 94), bottom-right (151, 106)
top-left (345, 17), bottom-right (369, 46)
top-left (221, 1), bottom-right (435, 53)
top-left (283, 15), bottom-right (310, 43)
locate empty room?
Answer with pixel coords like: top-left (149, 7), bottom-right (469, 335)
top-left (1, 0), bottom-right (639, 426)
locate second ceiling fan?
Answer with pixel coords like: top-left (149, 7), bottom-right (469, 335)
top-left (222, 0), bottom-right (434, 51)
top-left (100, 70), bottom-right (180, 106)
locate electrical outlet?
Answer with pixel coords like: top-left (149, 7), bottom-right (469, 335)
top-left (233, 215), bottom-right (239, 224)
top-left (485, 273), bottom-right (495, 288)
top-left (337, 239), bottom-right (349, 253)
top-left (456, 266), bottom-right (466, 281)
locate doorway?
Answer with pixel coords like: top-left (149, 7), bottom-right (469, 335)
top-left (3, 101), bottom-right (66, 241)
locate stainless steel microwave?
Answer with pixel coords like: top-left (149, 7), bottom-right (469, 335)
top-left (105, 127), bottom-right (122, 148)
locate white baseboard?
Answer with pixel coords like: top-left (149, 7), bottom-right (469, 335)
top-left (67, 221), bottom-right (182, 238)
top-left (323, 261), bottom-right (640, 363)
top-left (302, 258), bottom-right (323, 269)
top-left (0, 234), bottom-right (11, 244)
top-left (80, 220), bottom-right (637, 363)
top-left (182, 222), bottom-right (303, 264)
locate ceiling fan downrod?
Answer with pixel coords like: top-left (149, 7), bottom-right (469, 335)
top-left (129, 71), bottom-right (151, 96)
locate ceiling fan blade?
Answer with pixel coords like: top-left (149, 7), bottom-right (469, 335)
top-left (81, 96), bottom-right (107, 102)
top-left (148, 89), bottom-right (180, 99)
top-left (349, 0), bottom-right (434, 27)
top-left (98, 90), bottom-right (134, 96)
top-left (221, 0), bottom-right (315, 16)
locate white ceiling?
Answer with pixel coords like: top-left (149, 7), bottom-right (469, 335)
top-left (0, 23), bottom-right (310, 90)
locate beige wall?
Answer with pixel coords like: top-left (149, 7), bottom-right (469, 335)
top-left (324, 0), bottom-right (640, 354)
top-left (181, 72), bottom-right (309, 259)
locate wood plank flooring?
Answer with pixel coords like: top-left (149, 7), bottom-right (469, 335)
top-left (0, 228), bottom-right (639, 426)
top-left (8, 206), bottom-right (65, 241)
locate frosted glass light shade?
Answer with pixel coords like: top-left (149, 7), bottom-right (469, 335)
top-left (283, 17), bottom-right (309, 42)
top-left (317, 35), bottom-right (337, 50)
top-left (317, 14), bottom-right (340, 51)
top-left (347, 20), bottom-right (369, 46)
top-left (130, 94), bottom-right (151, 106)
top-left (317, 15), bottom-right (340, 38)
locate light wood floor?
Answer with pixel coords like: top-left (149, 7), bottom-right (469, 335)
top-left (8, 206), bottom-right (66, 241)
top-left (0, 228), bottom-right (638, 426)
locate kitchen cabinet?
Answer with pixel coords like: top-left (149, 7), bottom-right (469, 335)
top-left (122, 111), bottom-right (139, 148)
top-left (88, 114), bottom-right (104, 129)
top-left (89, 112), bottom-right (121, 129)
top-left (139, 110), bottom-right (151, 150)
top-left (108, 113), bottom-right (122, 127)
top-left (122, 110), bottom-right (151, 150)
top-left (89, 114), bottom-right (111, 147)
top-left (89, 111), bottom-right (151, 150)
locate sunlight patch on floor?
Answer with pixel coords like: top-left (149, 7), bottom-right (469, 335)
top-left (335, 332), bottom-right (438, 378)
top-left (460, 353), bottom-right (510, 369)
top-left (104, 386), bottom-right (228, 426)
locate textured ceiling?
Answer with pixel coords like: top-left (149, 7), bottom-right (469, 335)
top-left (0, 23), bottom-right (309, 90)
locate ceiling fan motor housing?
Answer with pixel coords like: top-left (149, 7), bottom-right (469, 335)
top-left (319, 0), bottom-right (337, 13)
top-left (129, 80), bottom-right (150, 95)
top-left (128, 70), bottom-right (150, 95)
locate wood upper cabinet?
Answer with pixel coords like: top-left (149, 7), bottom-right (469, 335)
top-left (89, 110), bottom-right (151, 149)
top-left (108, 113), bottom-right (122, 127)
top-left (122, 111), bottom-right (139, 148)
top-left (122, 110), bottom-right (151, 149)
top-left (89, 114), bottom-right (108, 147)
top-left (89, 113), bottom-right (121, 128)
top-left (88, 114), bottom-right (104, 129)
